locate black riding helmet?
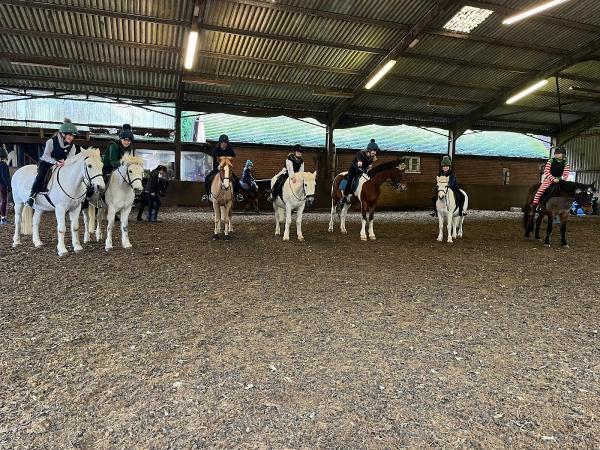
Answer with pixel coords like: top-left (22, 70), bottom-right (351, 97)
top-left (554, 145), bottom-right (567, 156)
top-left (218, 134), bottom-right (229, 144)
top-left (293, 144), bottom-right (303, 153)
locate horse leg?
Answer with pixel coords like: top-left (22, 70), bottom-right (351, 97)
top-left (328, 199), bottom-right (336, 233)
top-left (535, 212), bottom-right (544, 241)
top-left (12, 202), bottom-right (23, 247)
top-left (283, 202), bottom-right (292, 241)
top-left (223, 205), bottom-right (231, 240)
top-left (105, 207), bottom-right (116, 251)
top-left (458, 216), bottom-right (465, 238)
top-left (296, 202), bottom-right (305, 241)
top-left (543, 214), bottom-right (553, 247)
top-left (368, 207), bottom-right (376, 240)
top-left (274, 203), bottom-right (281, 236)
top-left (96, 206), bottom-right (104, 241)
top-left (121, 206), bottom-right (133, 249)
top-left (340, 203), bottom-right (351, 234)
top-left (437, 208), bottom-right (444, 242)
top-left (32, 208), bottom-right (44, 248)
top-left (560, 212), bottom-right (569, 248)
top-left (451, 215), bottom-right (459, 239)
top-left (69, 207), bottom-right (83, 253)
top-left (446, 212), bottom-right (453, 243)
top-left (228, 205), bottom-right (234, 233)
top-left (55, 207), bottom-right (69, 256)
top-left (360, 204), bottom-right (368, 241)
top-left (82, 207), bottom-right (91, 243)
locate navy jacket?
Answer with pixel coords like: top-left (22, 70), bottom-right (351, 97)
top-left (0, 161), bottom-right (10, 189)
top-left (212, 143), bottom-right (236, 171)
top-left (241, 166), bottom-right (254, 183)
top-left (439, 169), bottom-right (459, 191)
top-left (352, 150), bottom-right (374, 170)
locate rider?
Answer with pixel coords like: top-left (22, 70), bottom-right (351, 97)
top-left (203, 134), bottom-right (241, 201)
top-left (270, 144), bottom-right (304, 200)
top-left (27, 118), bottom-right (79, 207)
top-left (102, 123), bottom-right (134, 184)
top-left (0, 148), bottom-right (11, 224)
top-left (531, 146), bottom-right (570, 209)
top-left (340, 139), bottom-right (378, 206)
top-left (430, 155), bottom-right (466, 217)
top-left (240, 159), bottom-right (258, 194)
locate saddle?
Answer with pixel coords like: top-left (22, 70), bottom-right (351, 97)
top-left (339, 173), bottom-right (362, 196)
top-left (538, 183), bottom-right (561, 208)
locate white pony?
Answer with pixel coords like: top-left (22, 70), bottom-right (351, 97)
top-left (435, 175), bottom-right (468, 243)
top-left (83, 155), bottom-right (144, 251)
top-left (11, 148), bottom-right (105, 256)
top-left (271, 171), bottom-right (317, 241)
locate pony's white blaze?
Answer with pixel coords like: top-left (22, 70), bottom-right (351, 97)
top-left (11, 147), bottom-right (105, 256)
top-left (272, 171), bottom-right (316, 241)
top-left (84, 155), bottom-right (145, 251)
top-left (435, 175), bottom-right (468, 244)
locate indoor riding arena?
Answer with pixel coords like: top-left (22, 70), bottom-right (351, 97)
top-left (1, 1), bottom-right (600, 448)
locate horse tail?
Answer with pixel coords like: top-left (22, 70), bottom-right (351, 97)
top-left (88, 204), bottom-right (96, 230)
top-left (21, 206), bottom-right (33, 235)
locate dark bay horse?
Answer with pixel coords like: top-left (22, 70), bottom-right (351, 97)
top-left (523, 180), bottom-right (596, 247)
top-left (329, 159), bottom-right (408, 240)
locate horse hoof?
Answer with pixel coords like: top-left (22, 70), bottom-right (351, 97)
top-left (212, 234), bottom-right (220, 240)
top-left (437, 238), bottom-right (443, 242)
top-left (12, 242), bottom-right (20, 248)
top-left (447, 240), bottom-right (453, 244)
top-left (34, 242), bottom-right (44, 248)
top-left (74, 246), bottom-right (84, 253)
top-left (369, 236), bottom-right (376, 240)
top-left (328, 227), bottom-right (333, 233)
top-left (283, 236), bottom-right (290, 241)
top-left (123, 244), bottom-right (132, 249)
top-left (105, 246), bottom-right (112, 252)
top-left (561, 244), bottom-right (570, 249)
top-left (57, 250), bottom-right (68, 257)
top-left (297, 236), bottom-right (304, 241)
top-left (223, 235), bottom-right (230, 241)
top-left (544, 244), bottom-right (551, 248)
top-left (360, 236), bottom-right (367, 241)
top-left (341, 230), bottom-right (348, 234)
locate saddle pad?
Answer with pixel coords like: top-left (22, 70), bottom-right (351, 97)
top-left (339, 177), bottom-right (360, 194)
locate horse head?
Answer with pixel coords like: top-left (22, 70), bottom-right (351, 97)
top-left (436, 175), bottom-right (449, 200)
top-left (120, 155), bottom-right (145, 195)
top-left (393, 158), bottom-right (408, 192)
top-left (219, 156), bottom-right (234, 190)
top-left (80, 147), bottom-right (106, 193)
top-left (302, 171), bottom-right (317, 207)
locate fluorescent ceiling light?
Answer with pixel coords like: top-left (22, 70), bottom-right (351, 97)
top-left (365, 60), bottom-right (396, 90)
top-left (184, 31), bottom-right (199, 70)
top-left (503, 0), bottom-right (570, 25)
top-left (506, 79), bottom-right (548, 104)
top-left (10, 60), bottom-right (70, 70)
top-left (443, 6), bottom-right (494, 33)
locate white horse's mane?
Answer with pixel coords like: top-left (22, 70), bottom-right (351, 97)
top-left (121, 155), bottom-right (144, 166)
top-left (65, 147), bottom-right (102, 166)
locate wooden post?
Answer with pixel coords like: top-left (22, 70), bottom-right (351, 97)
top-left (174, 84), bottom-right (184, 181)
top-left (448, 129), bottom-right (456, 160)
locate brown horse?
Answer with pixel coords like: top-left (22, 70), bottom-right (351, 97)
top-left (211, 156), bottom-right (234, 240)
top-left (328, 159), bottom-right (408, 240)
top-left (523, 180), bottom-right (596, 247)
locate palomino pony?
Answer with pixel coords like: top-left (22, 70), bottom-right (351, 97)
top-left (82, 155), bottom-right (144, 251)
top-left (435, 176), bottom-right (469, 243)
top-left (328, 159), bottom-right (408, 241)
top-left (523, 180), bottom-right (596, 247)
top-left (11, 148), bottom-right (105, 256)
top-left (211, 156), bottom-right (235, 240)
top-left (271, 171), bottom-right (317, 241)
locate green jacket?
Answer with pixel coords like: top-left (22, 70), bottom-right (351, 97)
top-left (102, 141), bottom-right (132, 169)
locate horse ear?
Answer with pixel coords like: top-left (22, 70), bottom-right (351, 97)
top-left (575, 188), bottom-right (582, 194)
top-left (313, 170), bottom-right (317, 177)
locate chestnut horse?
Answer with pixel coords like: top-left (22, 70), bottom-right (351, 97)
top-left (211, 156), bottom-right (234, 240)
top-left (328, 159), bottom-right (408, 240)
top-left (523, 180), bottom-right (596, 247)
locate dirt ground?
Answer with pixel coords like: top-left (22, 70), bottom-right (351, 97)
top-left (1, 207), bottom-right (599, 449)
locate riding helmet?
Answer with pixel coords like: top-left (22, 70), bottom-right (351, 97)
top-left (554, 145), bottom-right (567, 155)
top-left (119, 123), bottom-right (135, 141)
top-left (0, 148), bottom-right (7, 159)
top-left (245, 159), bottom-right (253, 167)
top-left (59, 117), bottom-right (79, 136)
top-left (293, 144), bottom-right (303, 153)
top-left (218, 134), bottom-right (229, 143)
top-left (367, 138), bottom-right (379, 151)
top-left (440, 155), bottom-right (452, 166)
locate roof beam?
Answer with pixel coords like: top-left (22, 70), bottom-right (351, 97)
top-left (463, 0), bottom-right (600, 35)
top-left (426, 29), bottom-right (566, 56)
top-left (223, 0), bottom-right (409, 31)
top-left (0, 27), bottom-right (179, 53)
top-left (0, 0), bottom-right (187, 26)
top-left (402, 52), bottom-right (537, 75)
top-left (557, 112), bottom-right (600, 144)
top-left (198, 24), bottom-right (386, 55)
top-left (453, 36), bottom-right (600, 137)
top-left (330, 0), bottom-right (459, 127)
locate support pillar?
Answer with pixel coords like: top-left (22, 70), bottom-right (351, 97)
top-left (448, 129), bottom-right (456, 160)
top-left (174, 84), bottom-right (184, 181)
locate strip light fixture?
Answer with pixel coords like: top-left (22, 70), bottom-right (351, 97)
top-left (506, 79), bottom-right (548, 104)
top-left (503, 0), bottom-right (571, 25)
top-left (184, 30), bottom-right (199, 70)
top-left (365, 60), bottom-right (396, 90)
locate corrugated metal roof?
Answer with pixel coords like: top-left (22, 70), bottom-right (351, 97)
top-left (0, 0), bottom-right (599, 136)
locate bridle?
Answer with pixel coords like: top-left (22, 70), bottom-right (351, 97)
top-left (117, 163), bottom-right (143, 189)
top-left (56, 156), bottom-right (103, 200)
top-left (287, 175), bottom-right (315, 203)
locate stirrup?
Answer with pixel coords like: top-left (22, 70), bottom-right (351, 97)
top-left (267, 193), bottom-right (273, 201)
top-left (201, 194), bottom-right (209, 202)
top-left (236, 194), bottom-right (244, 202)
